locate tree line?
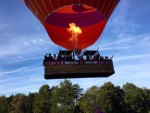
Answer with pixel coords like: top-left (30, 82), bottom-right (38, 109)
top-left (0, 80), bottom-right (150, 113)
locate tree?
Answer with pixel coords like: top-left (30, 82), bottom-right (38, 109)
top-left (25, 92), bottom-right (36, 113)
top-left (10, 94), bottom-right (26, 113)
top-left (33, 84), bottom-right (51, 113)
top-left (98, 82), bottom-right (125, 113)
top-left (79, 86), bottom-right (100, 113)
top-left (80, 82), bottom-right (125, 113)
top-left (0, 81), bottom-right (149, 113)
top-left (50, 80), bottom-right (83, 113)
top-left (0, 96), bottom-right (8, 113)
top-left (123, 83), bottom-right (149, 113)
top-left (142, 88), bottom-right (150, 112)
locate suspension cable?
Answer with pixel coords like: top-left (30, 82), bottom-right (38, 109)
top-left (101, 0), bottom-right (106, 12)
top-left (107, 0), bottom-right (117, 18)
top-left (48, 0), bottom-right (54, 11)
top-left (42, 0), bottom-right (49, 14)
top-left (104, 0), bottom-right (113, 16)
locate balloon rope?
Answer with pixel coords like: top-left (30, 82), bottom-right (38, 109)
top-left (64, 0), bottom-right (66, 6)
top-left (29, 0), bottom-right (44, 23)
top-left (33, 0), bottom-right (45, 17)
top-left (96, 0), bottom-right (101, 9)
top-left (57, 0), bottom-right (60, 8)
top-left (42, 0), bottom-right (49, 14)
top-left (107, 0), bottom-right (117, 18)
top-left (91, 0), bottom-right (94, 6)
top-left (101, 0), bottom-right (106, 13)
top-left (28, 1), bottom-right (37, 15)
top-left (48, 0), bottom-right (54, 11)
top-left (104, 0), bottom-right (113, 17)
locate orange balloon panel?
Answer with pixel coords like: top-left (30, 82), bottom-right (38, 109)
top-left (22, 0), bottom-right (120, 50)
top-left (45, 5), bottom-right (107, 50)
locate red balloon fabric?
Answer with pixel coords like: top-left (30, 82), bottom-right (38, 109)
top-left (22, 0), bottom-right (120, 50)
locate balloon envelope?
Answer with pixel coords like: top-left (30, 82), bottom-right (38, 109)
top-left (22, 0), bottom-right (120, 50)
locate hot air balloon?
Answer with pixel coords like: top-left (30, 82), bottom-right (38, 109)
top-left (22, 0), bottom-right (120, 79)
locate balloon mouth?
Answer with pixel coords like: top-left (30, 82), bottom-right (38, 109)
top-left (45, 5), bottom-right (106, 28)
top-left (44, 5), bottom-right (107, 50)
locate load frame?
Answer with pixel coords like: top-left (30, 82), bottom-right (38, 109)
top-left (43, 50), bottom-right (115, 79)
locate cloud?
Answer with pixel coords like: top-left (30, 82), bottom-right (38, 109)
top-left (115, 63), bottom-right (150, 81)
top-left (96, 32), bottom-right (150, 53)
top-left (0, 33), bottom-right (56, 59)
top-left (0, 72), bottom-right (62, 96)
top-left (0, 67), bottom-right (28, 76)
top-left (0, 84), bottom-right (41, 96)
top-left (0, 75), bottom-right (28, 84)
top-left (114, 54), bottom-right (150, 61)
top-left (108, 0), bottom-right (141, 35)
top-left (101, 38), bottom-right (133, 47)
top-left (0, 55), bottom-right (41, 65)
top-left (89, 0), bottom-right (149, 52)
top-left (0, 63), bottom-right (41, 76)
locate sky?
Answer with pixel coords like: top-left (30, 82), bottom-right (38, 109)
top-left (0, 0), bottom-right (150, 96)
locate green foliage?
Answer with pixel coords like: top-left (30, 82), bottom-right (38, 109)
top-left (25, 92), bottom-right (36, 113)
top-left (0, 96), bottom-right (8, 113)
top-left (79, 82), bottom-right (125, 113)
top-left (6, 94), bottom-right (14, 112)
top-left (9, 94), bottom-right (26, 113)
top-left (33, 84), bottom-right (51, 113)
top-left (0, 81), bottom-right (149, 113)
top-left (123, 83), bottom-right (149, 113)
top-left (79, 86), bottom-right (100, 113)
top-left (142, 88), bottom-right (150, 112)
top-left (50, 80), bottom-right (83, 113)
top-left (99, 82), bottom-right (125, 113)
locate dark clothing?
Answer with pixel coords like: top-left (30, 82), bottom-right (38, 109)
top-left (48, 54), bottom-right (53, 61)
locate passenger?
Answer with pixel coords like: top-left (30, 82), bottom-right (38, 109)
top-left (66, 54), bottom-right (70, 60)
top-left (86, 55), bottom-right (90, 60)
top-left (68, 54), bottom-right (72, 60)
top-left (77, 53), bottom-right (83, 60)
top-left (53, 54), bottom-right (57, 60)
top-left (79, 55), bottom-right (83, 60)
top-left (45, 53), bottom-right (49, 61)
top-left (93, 54), bottom-right (100, 60)
top-left (105, 56), bottom-right (109, 60)
top-left (43, 54), bottom-right (49, 65)
top-left (48, 53), bottom-right (53, 61)
top-left (61, 54), bottom-right (64, 60)
top-left (89, 55), bottom-right (93, 60)
top-left (58, 53), bottom-right (62, 60)
top-left (43, 55), bottom-right (46, 65)
top-left (62, 54), bottom-right (67, 60)
top-left (100, 56), bottom-right (104, 60)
